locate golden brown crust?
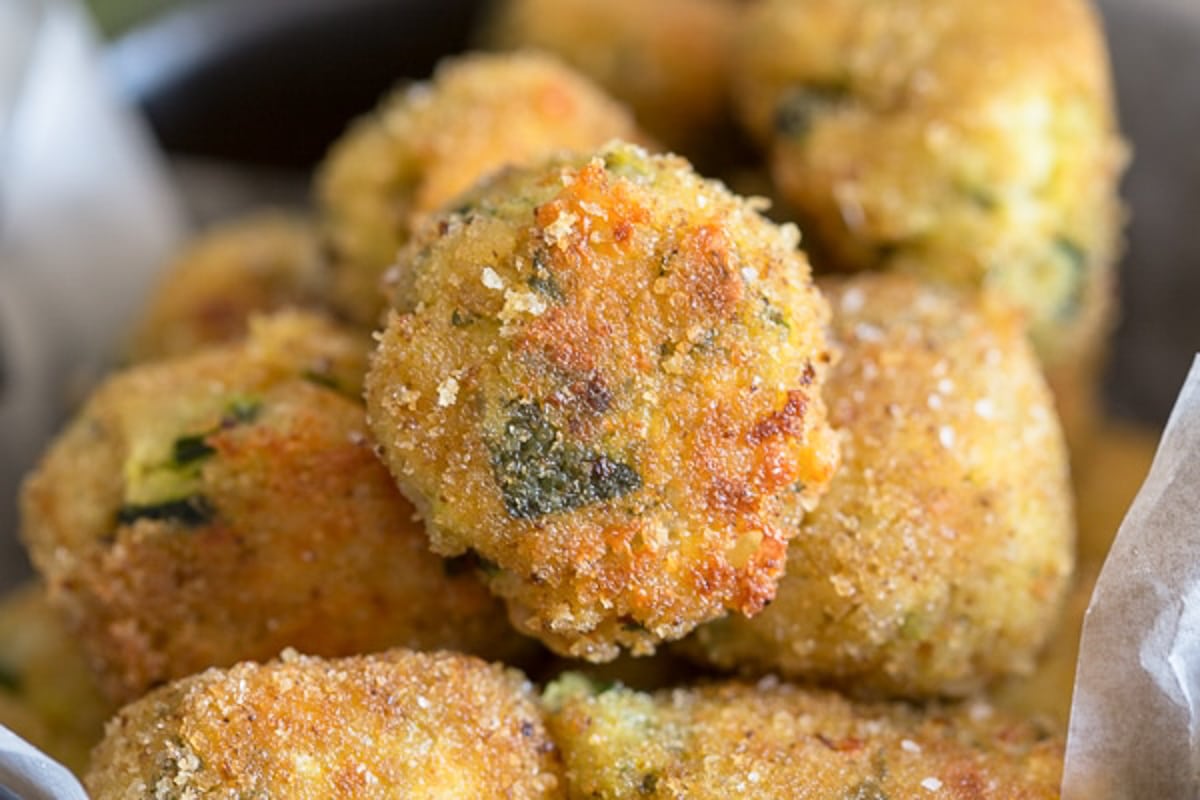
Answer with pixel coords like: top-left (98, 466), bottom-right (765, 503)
top-left (0, 582), bottom-right (112, 776)
top-left (684, 274), bottom-right (1074, 697)
top-left (86, 650), bottom-right (563, 799)
top-left (21, 312), bottom-right (524, 703)
top-left (128, 212), bottom-right (332, 362)
top-left (366, 142), bottom-right (838, 661)
top-left (734, 0), bottom-right (1126, 413)
top-left (485, 0), bottom-right (740, 150)
top-left (544, 675), bottom-right (1063, 799)
top-left (316, 51), bottom-right (642, 325)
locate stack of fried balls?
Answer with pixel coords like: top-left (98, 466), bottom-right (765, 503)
top-left (2, 0), bottom-right (1159, 796)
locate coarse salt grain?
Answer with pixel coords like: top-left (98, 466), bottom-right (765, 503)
top-left (437, 377), bottom-right (459, 407)
top-left (974, 398), bottom-right (995, 419)
top-left (901, 739), bottom-right (922, 753)
top-left (938, 426), bottom-right (956, 449)
top-left (481, 267), bottom-right (505, 290)
top-left (840, 287), bottom-right (865, 313)
top-left (854, 322), bottom-right (884, 343)
top-left (921, 777), bottom-right (943, 792)
top-left (545, 209), bottom-right (579, 248)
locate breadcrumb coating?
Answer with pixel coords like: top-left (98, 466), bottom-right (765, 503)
top-left (86, 650), bottom-right (563, 799)
top-left (366, 142), bottom-right (838, 661)
top-left (317, 51), bottom-right (641, 325)
top-left (733, 0), bottom-right (1126, 444)
top-left (544, 674), bottom-right (1063, 799)
top-left (684, 275), bottom-right (1074, 697)
top-left (21, 312), bottom-right (524, 703)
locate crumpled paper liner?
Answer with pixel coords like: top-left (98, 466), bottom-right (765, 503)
top-left (0, 726), bottom-right (86, 800)
top-left (0, 0), bottom-right (184, 582)
top-left (1063, 355), bottom-right (1200, 798)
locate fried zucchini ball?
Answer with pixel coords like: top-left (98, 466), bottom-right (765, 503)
top-left (366, 142), bottom-right (839, 661)
top-left (484, 0), bottom-right (740, 151)
top-left (86, 650), bottom-right (562, 799)
top-left (684, 274), bottom-right (1074, 697)
top-left (128, 212), bottom-right (331, 362)
top-left (543, 674), bottom-right (1062, 799)
top-left (0, 582), bottom-right (112, 776)
top-left (734, 0), bottom-right (1126, 441)
top-left (21, 312), bottom-right (522, 703)
top-left (317, 51), bottom-right (641, 325)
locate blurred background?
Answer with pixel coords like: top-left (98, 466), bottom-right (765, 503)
top-left (1, 0), bottom-right (1198, 585)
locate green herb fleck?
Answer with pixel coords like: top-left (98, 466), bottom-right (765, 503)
top-left (302, 369), bottom-right (342, 392)
top-left (528, 274), bottom-right (561, 299)
top-left (957, 182), bottom-right (998, 211)
top-left (640, 773), bottom-right (660, 794)
top-left (1052, 236), bottom-right (1088, 321)
top-left (488, 402), bottom-right (641, 520)
top-left (223, 398), bottom-right (261, 425)
top-left (774, 83), bottom-right (850, 139)
top-left (845, 778), bottom-right (889, 800)
top-left (602, 147), bottom-right (653, 182)
top-left (586, 676), bottom-right (619, 696)
top-left (171, 435), bottom-right (215, 466)
top-left (117, 496), bottom-right (214, 528)
top-left (900, 610), bottom-right (927, 641)
top-left (528, 254), bottom-right (563, 300)
top-left (761, 299), bottom-right (790, 331)
top-left (451, 309), bottom-right (476, 327)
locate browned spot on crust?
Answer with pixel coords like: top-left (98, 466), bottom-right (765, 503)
top-left (707, 477), bottom-right (756, 516)
top-left (669, 223), bottom-right (743, 319)
top-left (748, 390), bottom-right (808, 445)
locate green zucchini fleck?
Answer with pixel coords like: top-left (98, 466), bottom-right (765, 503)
top-left (488, 401), bottom-right (641, 520)
top-left (223, 398), bottom-right (262, 425)
top-left (845, 778), bottom-right (889, 800)
top-left (528, 254), bottom-right (564, 301)
top-left (451, 309), bottom-right (477, 327)
top-left (171, 434), bottom-right (216, 466)
top-left (302, 369), bottom-right (342, 392)
top-left (1051, 235), bottom-right (1088, 321)
top-left (117, 495), bottom-right (215, 528)
top-left (761, 298), bottom-right (791, 331)
top-left (774, 83), bottom-right (850, 139)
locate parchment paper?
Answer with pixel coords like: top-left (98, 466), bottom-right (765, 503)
top-left (1063, 356), bottom-right (1200, 798)
top-left (0, 727), bottom-right (86, 800)
top-left (0, 0), bottom-right (185, 586)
